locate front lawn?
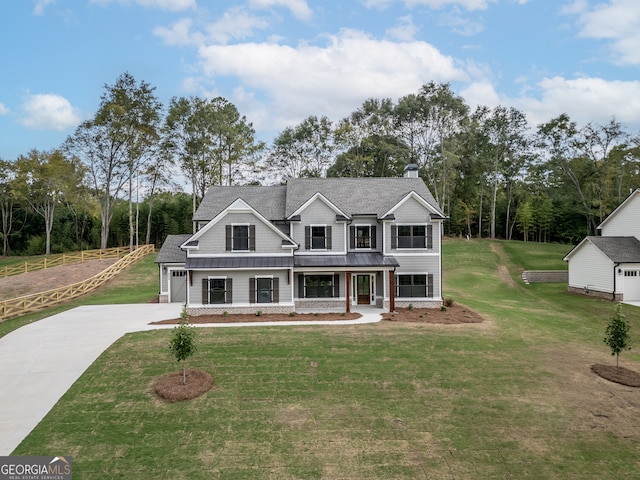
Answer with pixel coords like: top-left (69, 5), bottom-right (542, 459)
top-left (12, 239), bottom-right (640, 479)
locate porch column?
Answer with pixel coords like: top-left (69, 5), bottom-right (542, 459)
top-left (345, 271), bottom-right (351, 313)
top-left (389, 270), bottom-right (395, 312)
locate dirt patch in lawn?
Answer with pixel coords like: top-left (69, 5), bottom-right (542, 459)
top-left (382, 304), bottom-right (485, 324)
top-left (153, 369), bottom-right (213, 402)
top-left (0, 258), bottom-right (119, 301)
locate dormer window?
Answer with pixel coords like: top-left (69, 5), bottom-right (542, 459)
top-left (305, 225), bottom-right (332, 250)
top-left (350, 225), bottom-right (377, 250)
top-left (225, 224), bottom-right (256, 252)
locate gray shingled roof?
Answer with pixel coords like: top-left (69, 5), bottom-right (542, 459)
top-left (587, 236), bottom-right (640, 262)
top-left (155, 234), bottom-right (191, 263)
top-left (193, 186), bottom-right (287, 221)
top-left (285, 177), bottom-right (443, 218)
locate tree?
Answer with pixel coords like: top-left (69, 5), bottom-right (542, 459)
top-left (0, 159), bottom-right (23, 256)
top-left (14, 150), bottom-right (84, 255)
top-left (265, 115), bottom-right (335, 182)
top-left (603, 303), bottom-right (631, 371)
top-left (169, 306), bottom-right (198, 384)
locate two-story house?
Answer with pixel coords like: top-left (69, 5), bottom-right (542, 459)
top-left (564, 188), bottom-right (640, 301)
top-left (156, 165), bottom-right (445, 315)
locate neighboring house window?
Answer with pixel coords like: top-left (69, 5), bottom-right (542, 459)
top-left (395, 274), bottom-right (433, 298)
top-left (226, 225), bottom-right (256, 251)
top-left (305, 225), bottom-right (332, 250)
top-left (250, 277), bottom-right (279, 304)
top-left (301, 274), bottom-right (340, 298)
top-left (350, 225), bottom-right (377, 249)
top-left (202, 278), bottom-right (232, 304)
top-left (391, 225), bottom-right (433, 249)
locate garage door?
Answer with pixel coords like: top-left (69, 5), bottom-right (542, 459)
top-left (170, 270), bottom-right (187, 303)
top-left (623, 270), bottom-right (640, 301)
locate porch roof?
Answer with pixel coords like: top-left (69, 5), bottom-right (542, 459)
top-left (186, 256), bottom-right (294, 269)
top-left (294, 252), bottom-right (399, 269)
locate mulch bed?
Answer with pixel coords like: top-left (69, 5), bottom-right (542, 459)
top-left (151, 304), bottom-right (485, 325)
top-left (154, 369), bottom-right (213, 402)
top-left (382, 304), bottom-right (484, 324)
top-left (591, 364), bottom-right (640, 387)
top-left (150, 312), bottom-right (362, 324)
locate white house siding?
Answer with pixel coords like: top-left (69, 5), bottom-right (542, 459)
top-left (567, 242), bottom-right (614, 295)
top-left (188, 268), bottom-right (294, 315)
top-left (196, 212), bottom-right (287, 255)
top-left (394, 254), bottom-right (441, 300)
top-left (599, 193), bottom-right (640, 240)
top-left (384, 197), bottom-right (440, 255)
top-left (292, 198), bottom-right (346, 253)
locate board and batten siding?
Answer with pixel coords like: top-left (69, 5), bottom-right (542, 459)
top-left (189, 269), bottom-right (292, 305)
top-left (567, 242), bottom-right (614, 293)
top-left (196, 212), bottom-right (286, 255)
top-left (291, 198), bottom-right (346, 253)
top-left (599, 192), bottom-right (640, 240)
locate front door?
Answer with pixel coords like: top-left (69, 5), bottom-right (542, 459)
top-left (357, 275), bottom-right (370, 305)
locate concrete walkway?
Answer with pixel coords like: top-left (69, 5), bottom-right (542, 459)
top-left (0, 304), bottom-right (383, 455)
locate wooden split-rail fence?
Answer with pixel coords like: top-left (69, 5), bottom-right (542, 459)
top-left (0, 244), bottom-right (155, 322)
top-left (0, 246), bottom-right (135, 278)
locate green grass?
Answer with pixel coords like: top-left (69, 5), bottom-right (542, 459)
top-left (0, 255), bottom-right (159, 339)
top-left (11, 239), bottom-right (640, 479)
top-left (499, 239), bottom-right (571, 271)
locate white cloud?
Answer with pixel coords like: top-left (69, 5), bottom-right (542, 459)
top-left (90, 0), bottom-right (196, 11)
top-left (20, 94), bottom-right (81, 131)
top-left (196, 29), bottom-right (468, 132)
top-left (515, 76), bottom-right (640, 129)
top-left (33, 0), bottom-right (56, 15)
top-left (206, 8), bottom-right (270, 44)
top-left (0, 103), bottom-right (9, 115)
top-left (438, 8), bottom-right (484, 35)
top-left (248, 0), bottom-right (313, 21)
top-left (363, 0), bottom-right (495, 11)
top-left (385, 15), bottom-right (418, 41)
top-left (569, 0), bottom-right (640, 65)
top-left (154, 18), bottom-right (200, 46)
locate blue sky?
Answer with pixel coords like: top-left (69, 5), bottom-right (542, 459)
top-left (1, 0), bottom-right (640, 160)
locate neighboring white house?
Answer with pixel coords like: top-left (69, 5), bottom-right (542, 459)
top-left (564, 189), bottom-right (640, 301)
top-left (156, 165), bottom-right (446, 315)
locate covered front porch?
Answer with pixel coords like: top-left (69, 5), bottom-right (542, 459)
top-left (293, 252), bottom-right (399, 313)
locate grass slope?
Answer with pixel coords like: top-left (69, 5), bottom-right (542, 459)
top-left (12, 239), bottom-right (640, 479)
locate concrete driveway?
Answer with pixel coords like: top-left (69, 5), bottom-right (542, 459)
top-left (0, 304), bottom-right (382, 456)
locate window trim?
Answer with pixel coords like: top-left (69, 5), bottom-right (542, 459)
top-left (391, 224), bottom-right (433, 250)
top-left (305, 224), bottom-right (332, 251)
top-left (250, 275), bottom-right (280, 304)
top-left (394, 273), bottom-right (434, 298)
top-left (203, 276), bottom-right (232, 305)
top-left (350, 224), bottom-right (376, 250)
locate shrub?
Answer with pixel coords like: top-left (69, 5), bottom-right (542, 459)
top-left (256, 310), bottom-right (263, 317)
top-left (288, 312), bottom-right (296, 317)
top-left (444, 296), bottom-right (455, 307)
top-left (408, 303), bottom-right (414, 311)
top-left (440, 305), bottom-right (447, 312)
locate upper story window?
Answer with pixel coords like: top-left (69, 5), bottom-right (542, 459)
top-left (305, 225), bottom-right (332, 250)
top-left (226, 224), bottom-right (256, 252)
top-left (350, 225), bottom-right (377, 250)
top-left (391, 224), bottom-right (433, 249)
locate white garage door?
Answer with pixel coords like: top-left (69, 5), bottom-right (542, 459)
top-left (170, 270), bottom-right (187, 303)
top-left (623, 270), bottom-right (640, 301)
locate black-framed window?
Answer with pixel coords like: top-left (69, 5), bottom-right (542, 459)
top-left (305, 225), bottom-right (332, 250)
top-left (305, 275), bottom-right (334, 298)
top-left (395, 274), bottom-right (433, 298)
top-left (350, 225), bottom-right (377, 249)
top-left (298, 273), bottom-right (340, 298)
top-left (250, 277), bottom-right (279, 304)
top-left (202, 278), bottom-right (232, 304)
top-left (392, 225), bottom-right (432, 249)
top-left (226, 225), bottom-right (256, 251)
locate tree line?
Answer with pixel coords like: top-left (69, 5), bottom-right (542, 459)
top-left (2, 72), bottom-right (639, 255)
